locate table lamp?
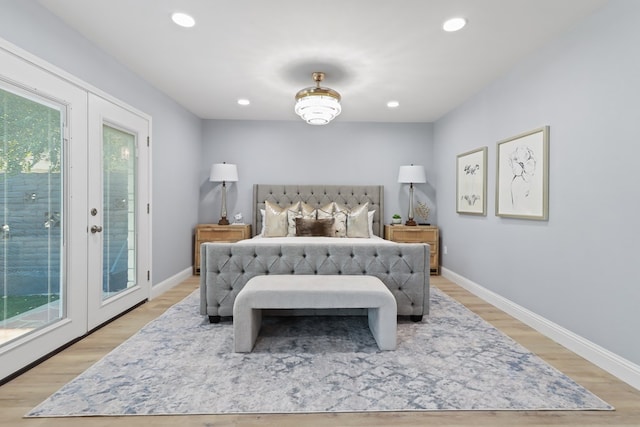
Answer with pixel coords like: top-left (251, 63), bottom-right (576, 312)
top-left (209, 162), bottom-right (238, 225)
top-left (398, 164), bottom-right (426, 226)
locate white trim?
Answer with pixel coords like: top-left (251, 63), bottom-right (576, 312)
top-left (150, 267), bottom-right (193, 300)
top-left (441, 267), bottom-right (640, 391)
top-left (0, 37), bottom-right (151, 123)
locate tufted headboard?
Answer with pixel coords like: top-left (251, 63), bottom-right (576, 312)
top-left (253, 184), bottom-right (384, 237)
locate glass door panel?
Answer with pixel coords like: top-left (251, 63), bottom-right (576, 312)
top-left (102, 124), bottom-right (136, 300)
top-left (0, 85), bottom-right (65, 346)
top-left (87, 93), bottom-right (149, 330)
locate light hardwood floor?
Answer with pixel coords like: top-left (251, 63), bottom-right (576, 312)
top-left (1, 275), bottom-right (639, 426)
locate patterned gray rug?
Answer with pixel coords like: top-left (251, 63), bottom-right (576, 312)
top-left (27, 287), bottom-right (612, 417)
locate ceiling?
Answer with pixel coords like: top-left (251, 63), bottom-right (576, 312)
top-left (38, 0), bottom-right (608, 123)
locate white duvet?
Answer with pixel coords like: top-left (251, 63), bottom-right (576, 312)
top-left (237, 235), bottom-right (396, 245)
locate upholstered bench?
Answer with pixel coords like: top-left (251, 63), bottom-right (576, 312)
top-left (233, 275), bottom-right (397, 352)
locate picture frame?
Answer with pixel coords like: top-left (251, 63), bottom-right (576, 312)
top-left (495, 126), bottom-right (549, 220)
top-left (456, 146), bottom-right (488, 215)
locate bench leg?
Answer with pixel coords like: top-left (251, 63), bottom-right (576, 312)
top-left (368, 306), bottom-right (397, 350)
top-left (234, 307), bottom-right (262, 352)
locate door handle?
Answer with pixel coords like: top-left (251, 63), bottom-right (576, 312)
top-left (91, 225), bottom-right (103, 233)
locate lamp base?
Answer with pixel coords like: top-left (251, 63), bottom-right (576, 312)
top-left (218, 217), bottom-right (229, 226)
top-left (405, 219), bottom-right (417, 226)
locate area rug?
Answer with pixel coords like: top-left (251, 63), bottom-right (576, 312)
top-left (26, 286), bottom-right (612, 417)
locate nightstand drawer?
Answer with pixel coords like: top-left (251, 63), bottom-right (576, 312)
top-left (389, 229), bottom-right (437, 243)
top-left (197, 228), bottom-right (246, 242)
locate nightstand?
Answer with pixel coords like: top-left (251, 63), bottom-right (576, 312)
top-left (384, 225), bottom-right (439, 275)
top-left (193, 224), bottom-right (251, 274)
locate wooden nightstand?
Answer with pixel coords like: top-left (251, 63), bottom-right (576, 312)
top-left (384, 225), bottom-right (439, 275)
top-left (193, 224), bottom-right (251, 274)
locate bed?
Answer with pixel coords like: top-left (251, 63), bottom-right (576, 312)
top-left (199, 184), bottom-right (430, 322)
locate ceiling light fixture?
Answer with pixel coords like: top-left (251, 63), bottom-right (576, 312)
top-left (443, 17), bottom-right (467, 32)
top-left (387, 101), bottom-right (400, 108)
top-left (171, 12), bottom-right (195, 28)
top-left (294, 72), bottom-right (341, 125)
top-left (237, 99), bottom-right (250, 106)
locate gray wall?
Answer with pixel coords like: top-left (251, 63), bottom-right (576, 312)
top-left (433, 0), bottom-right (640, 365)
top-left (200, 120), bottom-right (434, 228)
top-left (0, 0), bottom-right (203, 283)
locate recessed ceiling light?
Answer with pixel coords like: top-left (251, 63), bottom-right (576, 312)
top-left (387, 101), bottom-right (400, 108)
top-left (443, 17), bottom-right (466, 32)
top-left (237, 99), bottom-right (250, 106)
top-left (171, 12), bottom-right (195, 28)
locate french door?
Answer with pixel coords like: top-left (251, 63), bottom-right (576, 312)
top-left (0, 44), bottom-right (150, 381)
top-left (87, 94), bottom-right (150, 330)
top-left (0, 47), bottom-right (87, 381)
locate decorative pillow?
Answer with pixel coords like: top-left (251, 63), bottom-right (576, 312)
top-left (317, 202), bottom-right (334, 219)
top-left (346, 203), bottom-right (370, 238)
top-left (295, 218), bottom-right (335, 237)
top-left (287, 202), bottom-right (316, 236)
top-left (368, 210), bottom-right (375, 237)
top-left (263, 200), bottom-right (300, 237)
top-left (323, 202), bottom-right (350, 237)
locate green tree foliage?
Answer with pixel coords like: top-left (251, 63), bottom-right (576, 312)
top-left (103, 125), bottom-right (135, 173)
top-left (0, 87), bottom-right (62, 175)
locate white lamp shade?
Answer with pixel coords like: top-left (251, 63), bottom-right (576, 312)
top-left (397, 165), bottom-right (426, 184)
top-left (209, 163), bottom-right (238, 182)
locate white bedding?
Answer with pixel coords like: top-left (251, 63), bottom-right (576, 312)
top-left (237, 235), bottom-right (395, 245)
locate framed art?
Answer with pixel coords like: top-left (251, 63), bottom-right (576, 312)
top-left (495, 126), bottom-right (549, 220)
top-left (456, 147), bottom-right (488, 215)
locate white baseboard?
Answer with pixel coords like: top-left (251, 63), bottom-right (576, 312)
top-left (441, 267), bottom-right (640, 392)
top-left (149, 267), bottom-right (193, 300)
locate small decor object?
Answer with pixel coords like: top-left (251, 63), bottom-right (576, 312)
top-left (232, 212), bottom-right (244, 224)
top-left (398, 164), bottom-right (426, 226)
top-left (209, 162), bottom-right (238, 225)
top-left (456, 147), bottom-right (488, 215)
top-left (415, 201), bottom-right (431, 224)
top-left (496, 126), bottom-right (549, 220)
top-left (391, 214), bottom-right (402, 225)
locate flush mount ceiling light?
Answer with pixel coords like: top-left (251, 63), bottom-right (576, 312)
top-left (171, 12), bottom-right (195, 28)
top-left (294, 72), bottom-right (341, 125)
top-left (443, 17), bottom-right (467, 32)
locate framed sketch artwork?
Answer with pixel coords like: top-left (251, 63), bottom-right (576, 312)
top-left (456, 147), bottom-right (487, 215)
top-left (496, 126), bottom-right (549, 220)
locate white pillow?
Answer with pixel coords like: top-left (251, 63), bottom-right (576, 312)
top-left (368, 210), bottom-right (375, 237)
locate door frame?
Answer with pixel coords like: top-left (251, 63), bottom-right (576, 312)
top-left (86, 94), bottom-right (151, 331)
